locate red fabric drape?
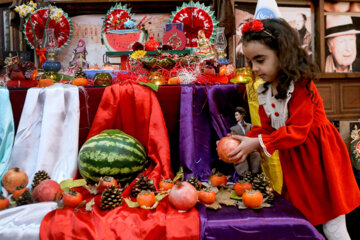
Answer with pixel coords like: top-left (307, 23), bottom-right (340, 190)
top-left (40, 82), bottom-right (200, 240)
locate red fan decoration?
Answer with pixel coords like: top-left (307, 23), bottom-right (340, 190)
top-left (24, 8), bottom-right (72, 50)
top-left (102, 3), bottom-right (134, 32)
top-left (170, 2), bottom-right (219, 48)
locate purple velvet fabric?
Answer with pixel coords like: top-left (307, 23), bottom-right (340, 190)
top-left (179, 84), bottom-right (324, 240)
top-left (179, 84), bottom-right (247, 181)
top-left (197, 197), bottom-right (325, 240)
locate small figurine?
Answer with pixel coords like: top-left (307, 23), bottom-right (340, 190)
top-left (196, 30), bottom-right (215, 60)
top-left (230, 107), bottom-right (261, 177)
top-left (67, 39), bottom-right (89, 75)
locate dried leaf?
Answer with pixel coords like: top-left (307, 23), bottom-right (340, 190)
top-left (173, 167), bottom-right (184, 182)
top-left (85, 198), bottom-right (95, 211)
top-left (60, 179), bottom-right (87, 190)
top-left (155, 192), bottom-right (168, 201)
top-left (236, 197), bottom-right (272, 210)
top-left (140, 201), bottom-right (159, 209)
top-left (216, 188), bottom-right (237, 206)
top-left (84, 184), bottom-right (98, 195)
top-left (205, 200), bottom-right (222, 210)
top-left (76, 200), bottom-right (87, 209)
top-left (237, 201), bottom-right (247, 209)
top-left (124, 198), bottom-right (139, 208)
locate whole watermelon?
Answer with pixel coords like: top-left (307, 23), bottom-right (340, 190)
top-left (78, 129), bottom-right (147, 183)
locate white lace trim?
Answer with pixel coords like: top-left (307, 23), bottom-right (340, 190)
top-left (258, 134), bottom-right (271, 157)
top-left (257, 82), bottom-right (294, 129)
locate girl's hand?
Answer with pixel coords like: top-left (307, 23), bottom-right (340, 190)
top-left (227, 135), bottom-right (260, 164)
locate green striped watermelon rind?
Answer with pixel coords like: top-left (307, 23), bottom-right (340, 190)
top-left (78, 129), bottom-right (148, 183)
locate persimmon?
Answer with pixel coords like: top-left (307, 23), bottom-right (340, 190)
top-left (12, 185), bottom-right (30, 200)
top-left (167, 77), bottom-right (180, 85)
top-left (72, 77), bottom-right (88, 86)
top-left (217, 136), bottom-right (241, 163)
top-left (198, 189), bottom-right (216, 204)
top-left (96, 176), bottom-right (118, 193)
top-left (234, 182), bottom-right (252, 197)
top-left (219, 65), bottom-right (227, 76)
top-left (159, 179), bottom-right (175, 191)
top-left (137, 191), bottom-right (156, 208)
top-left (0, 194), bottom-right (9, 211)
top-left (242, 190), bottom-right (263, 208)
top-left (62, 189), bottom-right (83, 208)
top-left (39, 78), bottom-right (54, 88)
top-left (210, 173), bottom-right (227, 187)
top-left (1, 167), bottom-right (29, 193)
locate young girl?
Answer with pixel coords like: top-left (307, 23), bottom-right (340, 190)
top-left (229, 18), bottom-right (360, 240)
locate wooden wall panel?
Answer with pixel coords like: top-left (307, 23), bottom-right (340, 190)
top-left (317, 82), bottom-right (336, 114)
top-left (340, 83), bottom-right (360, 113)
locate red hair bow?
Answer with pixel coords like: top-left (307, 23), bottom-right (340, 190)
top-left (241, 19), bottom-right (264, 34)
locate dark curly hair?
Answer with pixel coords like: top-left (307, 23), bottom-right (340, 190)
top-left (241, 18), bottom-right (317, 101)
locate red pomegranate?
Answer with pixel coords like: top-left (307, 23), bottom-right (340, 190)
top-left (1, 167), bottom-right (29, 194)
top-left (217, 136), bottom-right (241, 163)
top-left (33, 179), bottom-right (62, 202)
top-left (168, 181), bottom-right (198, 211)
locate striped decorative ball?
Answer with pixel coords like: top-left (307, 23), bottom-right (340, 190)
top-left (78, 129), bottom-right (147, 183)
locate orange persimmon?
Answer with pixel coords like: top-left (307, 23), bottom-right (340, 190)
top-left (72, 77), bottom-right (88, 86)
top-left (38, 78), bottom-right (54, 88)
top-left (168, 77), bottom-right (180, 85)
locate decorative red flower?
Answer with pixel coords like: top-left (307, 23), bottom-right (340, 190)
top-left (241, 19), bottom-right (264, 34)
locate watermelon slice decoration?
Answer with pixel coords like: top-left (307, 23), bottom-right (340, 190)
top-left (169, 1), bottom-right (219, 48)
top-left (103, 31), bottom-right (144, 51)
top-left (23, 7), bottom-right (72, 50)
top-left (102, 3), bottom-right (134, 32)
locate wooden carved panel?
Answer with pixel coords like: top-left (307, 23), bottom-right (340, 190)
top-left (339, 83), bottom-right (360, 113)
top-left (316, 82), bottom-right (336, 114)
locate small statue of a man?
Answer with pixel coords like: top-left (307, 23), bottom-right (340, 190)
top-left (230, 106), bottom-right (261, 177)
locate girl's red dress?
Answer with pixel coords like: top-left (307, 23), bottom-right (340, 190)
top-left (247, 81), bottom-right (360, 225)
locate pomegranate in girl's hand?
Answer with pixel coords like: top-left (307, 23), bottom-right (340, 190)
top-left (217, 136), bottom-right (241, 163)
top-left (168, 181), bottom-right (198, 211)
top-left (33, 179), bottom-right (62, 202)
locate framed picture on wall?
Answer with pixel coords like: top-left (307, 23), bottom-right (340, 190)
top-left (323, 1), bottom-right (360, 73)
top-left (234, 2), bottom-right (313, 68)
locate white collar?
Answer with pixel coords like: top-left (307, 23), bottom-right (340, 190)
top-left (257, 82), bottom-right (294, 129)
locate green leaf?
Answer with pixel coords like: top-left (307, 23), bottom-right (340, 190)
top-left (124, 198), bottom-right (139, 208)
top-left (60, 179), bottom-right (87, 190)
top-left (138, 81), bottom-right (159, 92)
top-left (230, 191), bottom-right (242, 200)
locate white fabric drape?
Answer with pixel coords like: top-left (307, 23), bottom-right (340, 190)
top-left (0, 84), bottom-right (80, 240)
top-left (0, 202), bottom-right (58, 240)
top-left (8, 83), bottom-right (80, 187)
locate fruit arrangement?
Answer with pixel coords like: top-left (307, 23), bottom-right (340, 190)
top-left (0, 168), bottom-right (85, 211)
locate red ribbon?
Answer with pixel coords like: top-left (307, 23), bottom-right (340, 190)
top-left (36, 47), bottom-right (47, 67)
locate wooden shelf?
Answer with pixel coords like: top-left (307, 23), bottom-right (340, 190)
top-left (106, 49), bottom-right (191, 57)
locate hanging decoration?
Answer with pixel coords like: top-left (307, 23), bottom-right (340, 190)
top-left (102, 3), bottom-right (134, 32)
top-left (169, 1), bottom-right (219, 48)
top-left (24, 7), bottom-right (72, 50)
